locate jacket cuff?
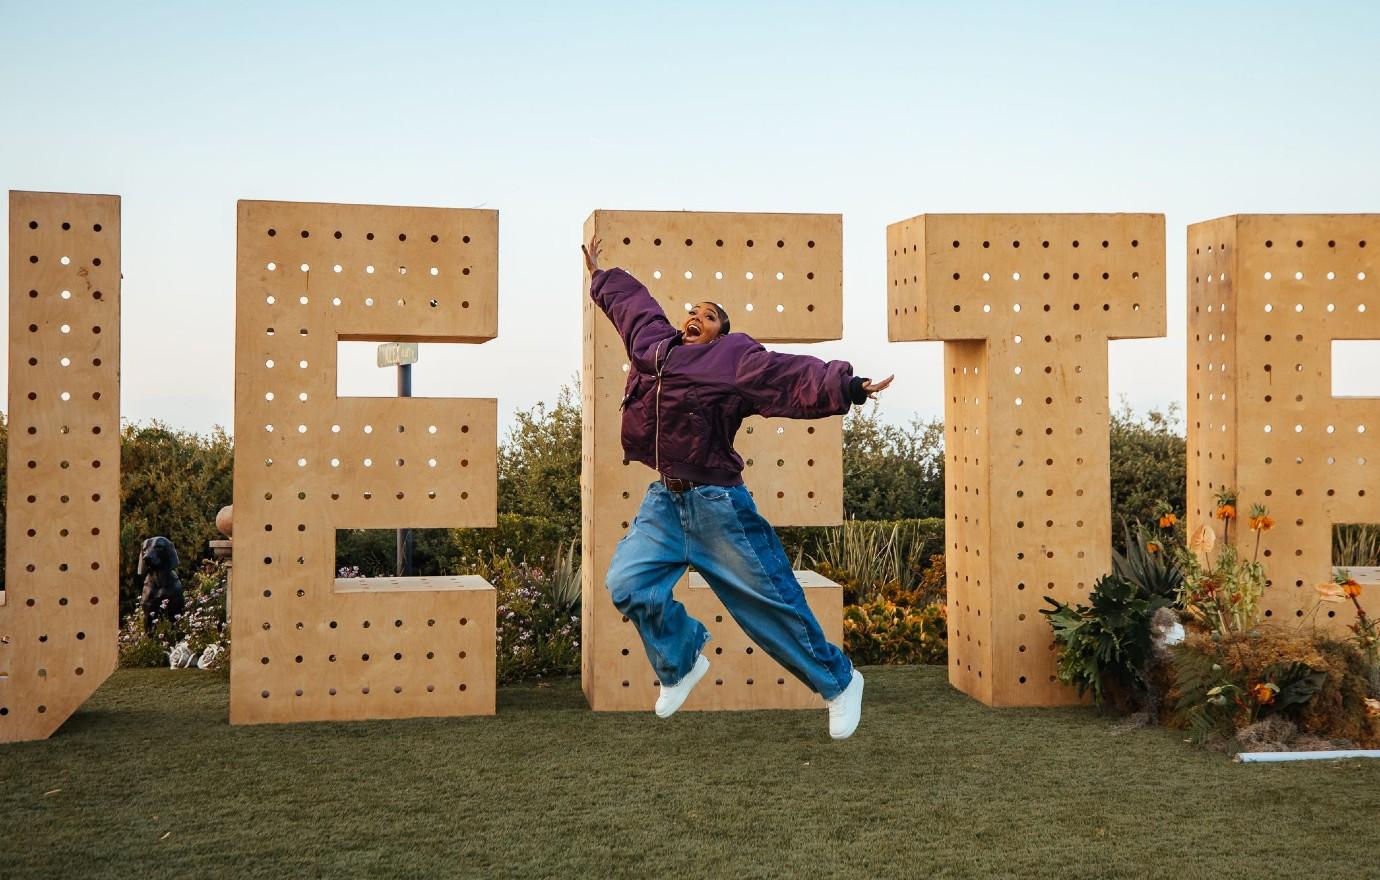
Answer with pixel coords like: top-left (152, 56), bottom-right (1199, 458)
top-left (848, 375), bottom-right (870, 405)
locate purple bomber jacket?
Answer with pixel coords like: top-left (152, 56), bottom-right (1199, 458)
top-left (590, 267), bottom-right (868, 487)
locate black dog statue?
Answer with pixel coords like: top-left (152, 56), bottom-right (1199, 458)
top-left (139, 536), bottom-right (185, 633)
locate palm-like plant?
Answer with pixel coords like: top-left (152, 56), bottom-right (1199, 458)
top-left (1112, 518), bottom-right (1182, 605)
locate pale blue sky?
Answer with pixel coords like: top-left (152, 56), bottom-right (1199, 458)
top-left (3, 1), bottom-right (1379, 435)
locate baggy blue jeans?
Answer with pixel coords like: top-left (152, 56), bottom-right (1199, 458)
top-left (604, 480), bottom-right (854, 701)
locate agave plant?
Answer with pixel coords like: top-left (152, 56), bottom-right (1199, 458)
top-left (1112, 518), bottom-right (1182, 606)
top-left (546, 539), bottom-right (582, 616)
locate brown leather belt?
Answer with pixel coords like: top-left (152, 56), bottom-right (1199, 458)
top-left (660, 475), bottom-right (703, 492)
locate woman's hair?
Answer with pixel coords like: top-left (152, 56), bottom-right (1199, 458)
top-left (712, 302), bottom-right (731, 335)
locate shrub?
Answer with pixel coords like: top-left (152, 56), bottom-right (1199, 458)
top-left (1109, 401), bottom-right (1186, 553)
top-left (842, 406), bottom-right (945, 520)
top-left (883, 553), bottom-right (947, 609)
top-left (1171, 626), bottom-right (1380, 749)
top-left (1042, 573), bottom-right (1166, 709)
top-left (781, 518), bottom-right (944, 602)
top-left (498, 383), bottom-right (581, 536)
top-left (456, 545), bottom-right (581, 683)
top-left (117, 421), bottom-right (234, 612)
top-left (808, 522), bottom-right (906, 604)
top-left (335, 527), bottom-right (466, 578)
top-left (449, 514), bottom-right (576, 569)
top-left (843, 600), bottom-right (946, 666)
top-left (334, 515), bottom-right (575, 578)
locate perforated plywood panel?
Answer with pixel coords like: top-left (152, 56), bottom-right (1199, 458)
top-left (582, 210), bottom-right (845, 711)
top-left (230, 200), bottom-right (498, 725)
top-left (1187, 216), bottom-right (1380, 625)
top-left (1, 191), bottom-right (120, 742)
top-left (888, 214), bottom-right (1166, 706)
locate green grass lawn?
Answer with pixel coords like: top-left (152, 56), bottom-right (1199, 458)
top-left (2, 666), bottom-right (1377, 879)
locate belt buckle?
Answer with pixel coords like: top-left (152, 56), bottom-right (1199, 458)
top-left (662, 476), bottom-right (693, 492)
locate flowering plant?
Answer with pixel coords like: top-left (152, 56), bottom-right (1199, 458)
top-left (457, 543), bottom-right (581, 683)
top-left (1174, 490), bottom-right (1270, 637)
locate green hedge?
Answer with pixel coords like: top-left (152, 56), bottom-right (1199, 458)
top-left (335, 514), bottom-right (577, 577)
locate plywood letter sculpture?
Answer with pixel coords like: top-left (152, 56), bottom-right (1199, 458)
top-left (231, 200), bottom-right (498, 724)
top-left (1187, 215), bottom-right (1379, 621)
top-left (2, 191), bottom-right (121, 742)
top-left (582, 211), bottom-right (845, 711)
top-left (887, 214), bottom-right (1166, 706)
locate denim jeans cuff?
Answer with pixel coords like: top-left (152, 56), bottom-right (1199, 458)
top-left (822, 661), bottom-right (854, 701)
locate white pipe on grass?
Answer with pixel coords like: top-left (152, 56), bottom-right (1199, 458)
top-left (1236, 750), bottom-right (1380, 763)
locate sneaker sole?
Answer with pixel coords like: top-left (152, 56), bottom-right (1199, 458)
top-left (655, 656), bottom-right (710, 719)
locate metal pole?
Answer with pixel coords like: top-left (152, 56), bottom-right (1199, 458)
top-left (397, 362), bottom-right (414, 577)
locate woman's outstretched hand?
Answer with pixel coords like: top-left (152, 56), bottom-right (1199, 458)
top-left (862, 375), bottom-right (894, 398)
top-left (582, 236), bottom-right (603, 274)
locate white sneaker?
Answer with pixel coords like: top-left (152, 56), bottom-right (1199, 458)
top-left (826, 670), bottom-right (864, 739)
top-left (655, 655), bottom-right (710, 718)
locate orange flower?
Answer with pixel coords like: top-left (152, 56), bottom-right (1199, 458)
top-left (1159, 513), bottom-right (1178, 528)
top-left (1215, 504), bottom-right (1237, 521)
top-left (1248, 514), bottom-right (1274, 531)
top-left (1252, 683), bottom-right (1277, 705)
top-left (1146, 541), bottom-right (1162, 554)
top-left (1201, 576), bottom-right (1221, 596)
top-left (1344, 580), bottom-right (1362, 600)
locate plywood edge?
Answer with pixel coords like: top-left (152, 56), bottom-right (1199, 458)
top-left (10, 190), bottom-right (121, 203)
top-left (337, 333), bottom-right (497, 344)
top-left (238, 198), bottom-right (499, 218)
top-left (688, 570), bottom-right (841, 590)
top-left (588, 208), bottom-right (843, 222)
top-left (333, 575), bottom-right (495, 593)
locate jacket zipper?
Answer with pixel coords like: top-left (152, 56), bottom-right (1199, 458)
top-left (653, 337), bottom-right (669, 474)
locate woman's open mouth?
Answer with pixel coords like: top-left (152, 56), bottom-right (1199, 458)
top-left (685, 320), bottom-right (702, 338)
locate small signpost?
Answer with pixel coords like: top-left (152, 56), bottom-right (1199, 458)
top-left (377, 342), bottom-right (419, 576)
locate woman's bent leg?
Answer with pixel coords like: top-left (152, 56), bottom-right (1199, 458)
top-left (685, 484), bottom-right (853, 700)
top-left (604, 482), bottom-right (710, 687)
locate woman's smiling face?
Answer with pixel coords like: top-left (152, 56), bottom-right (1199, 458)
top-left (682, 301), bottom-right (725, 344)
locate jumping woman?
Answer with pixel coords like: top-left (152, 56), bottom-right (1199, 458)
top-left (584, 237), bottom-right (893, 739)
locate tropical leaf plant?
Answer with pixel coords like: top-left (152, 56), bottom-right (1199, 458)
top-left (1042, 573), bottom-right (1157, 707)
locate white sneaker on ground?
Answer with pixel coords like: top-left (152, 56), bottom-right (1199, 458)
top-left (655, 654), bottom-right (710, 718)
top-left (826, 670), bottom-right (864, 739)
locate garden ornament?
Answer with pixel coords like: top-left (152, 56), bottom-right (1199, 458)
top-left (138, 536), bottom-right (185, 633)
